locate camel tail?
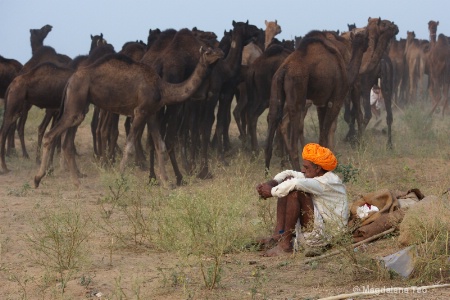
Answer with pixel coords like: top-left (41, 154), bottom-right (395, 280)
top-left (264, 66), bottom-right (286, 173)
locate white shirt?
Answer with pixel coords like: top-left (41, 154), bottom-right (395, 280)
top-left (271, 170), bottom-right (349, 230)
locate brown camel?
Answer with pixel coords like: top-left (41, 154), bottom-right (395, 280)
top-left (92, 39), bottom-right (147, 165)
top-left (0, 63), bottom-right (74, 173)
top-left (388, 37), bottom-right (407, 106)
top-left (265, 28), bottom-right (369, 172)
top-left (264, 20), bottom-right (282, 49)
top-left (0, 34), bottom-right (109, 173)
top-left (427, 20), bottom-right (450, 115)
top-left (404, 31), bottom-right (428, 104)
top-left (344, 18), bottom-right (399, 148)
top-left (34, 46), bottom-right (224, 188)
top-left (7, 25), bottom-right (73, 159)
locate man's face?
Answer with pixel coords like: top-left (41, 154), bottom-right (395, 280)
top-left (301, 160), bottom-right (322, 178)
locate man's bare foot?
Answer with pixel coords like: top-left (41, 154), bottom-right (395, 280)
top-left (262, 244), bottom-right (292, 257)
top-left (257, 234), bottom-right (282, 250)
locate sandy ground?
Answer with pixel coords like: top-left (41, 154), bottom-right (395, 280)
top-left (0, 107), bottom-right (449, 299)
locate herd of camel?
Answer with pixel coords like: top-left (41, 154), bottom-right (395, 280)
top-left (0, 17), bottom-right (447, 188)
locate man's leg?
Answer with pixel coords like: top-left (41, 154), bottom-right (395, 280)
top-left (298, 191), bottom-right (314, 232)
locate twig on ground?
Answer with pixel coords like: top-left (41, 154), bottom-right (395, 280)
top-left (303, 227), bottom-right (396, 264)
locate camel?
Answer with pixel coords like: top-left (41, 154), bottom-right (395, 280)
top-left (0, 35), bottom-right (109, 173)
top-left (235, 42), bottom-right (293, 153)
top-left (6, 25), bottom-right (73, 159)
top-left (427, 20), bottom-right (450, 115)
top-left (34, 46), bottom-right (224, 188)
top-left (264, 28), bottom-right (370, 172)
top-left (264, 20), bottom-right (282, 49)
top-left (388, 37), bottom-right (407, 106)
top-left (344, 18), bottom-right (399, 148)
top-left (404, 31), bottom-right (428, 104)
top-left (0, 62), bottom-right (74, 173)
top-left (196, 21), bottom-right (260, 174)
top-left (91, 39), bottom-right (147, 165)
top-left (138, 27), bottom-right (219, 184)
top-left (0, 56), bottom-right (23, 98)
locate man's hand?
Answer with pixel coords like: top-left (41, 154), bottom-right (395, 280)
top-left (256, 180), bottom-right (278, 199)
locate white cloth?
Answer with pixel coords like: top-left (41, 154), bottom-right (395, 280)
top-left (370, 88), bottom-right (384, 110)
top-left (356, 203), bottom-right (380, 219)
top-left (271, 170), bottom-right (349, 246)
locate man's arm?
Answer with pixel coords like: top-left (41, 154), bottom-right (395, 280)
top-left (271, 177), bottom-right (325, 198)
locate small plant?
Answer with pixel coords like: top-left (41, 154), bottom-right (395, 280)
top-left (25, 202), bottom-right (92, 293)
top-left (7, 182), bottom-right (31, 197)
top-left (335, 163), bottom-right (359, 183)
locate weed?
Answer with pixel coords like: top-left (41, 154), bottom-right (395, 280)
top-left (7, 182), bottom-right (31, 197)
top-left (25, 202), bottom-right (92, 293)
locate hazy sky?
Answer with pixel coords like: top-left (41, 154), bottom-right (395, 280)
top-left (1, 0), bottom-right (449, 64)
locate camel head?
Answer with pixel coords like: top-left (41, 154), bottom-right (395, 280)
top-left (147, 28), bottom-right (162, 46)
top-left (192, 27), bottom-right (219, 47)
top-left (199, 46), bottom-right (224, 65)
top-left (359, 18), bottom-right (398, 74)
top-left (428, 20), bottom-right (439, 42)
top-left (264, 20), bottom-right (282, 49)
top-left (348, 23), bottom-right (356, 31)
top-left (30, 24), bottom-right (53, 47)
top-left (231, 20), bottom-right (260, 45)
top-left (89, 33), bottom-right (108, 53)
top-left (406, 31), bottom-right (416, 42)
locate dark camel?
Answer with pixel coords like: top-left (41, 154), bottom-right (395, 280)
top-left (140, 27), bottom-right (217, 185)
top-left (235, 42), bottom-right (292, 153)
top-left (265, 28), bottom-right (369, 172)
top-left (34, 46), bottom-right (224, 188)
top-left (427, 20), bottom-right (450, 115)
top-left (191, 21), bottom-right (260, 176)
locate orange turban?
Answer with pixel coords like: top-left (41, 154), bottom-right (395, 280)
top-left (302, 143), bottom-right (338, 171)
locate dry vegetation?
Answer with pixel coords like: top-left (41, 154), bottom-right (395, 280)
top-left (0, 98), bottom-right (450, 299)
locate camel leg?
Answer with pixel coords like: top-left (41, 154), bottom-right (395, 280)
top-left (62, 126), bottom-right (82, 187)
top-left (35, 109), bottom-right (86, 188)
top-left (36, 109), bottom-right (56, 164)
top-left (134, 122), bottom-right (147, 170)
top-left (16, 104), bottom-right (31, 159)
top-left (108, 113), bottom-right (120, 164)
top-left (264, 75), bottom-right (286, 173)
top-left (90, 105), bottom-right (100, 157)
top-left (164, 109), bottom-right (184, 186)
top-left (233, 83), bottom-right (248, 142)
top-left (119, 112), bottom-right (147, 173)
top-left (147, 114), bottom-right (172, 189)
top-left (198, 96), bottom-right (218, 180)
top-left (1, 115), bottom-right (20, 172)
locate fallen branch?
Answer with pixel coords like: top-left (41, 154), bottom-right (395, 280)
top-left (317, 283), bottom-right (450, 300)
top-left (303, 227), bottom-right (395, 264)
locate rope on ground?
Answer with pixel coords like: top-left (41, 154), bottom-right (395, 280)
top-left (317, 283), bottom-right (450, 300)
top-left (303, 227), bottom-right (396, 264)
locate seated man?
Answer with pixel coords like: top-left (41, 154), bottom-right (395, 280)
top-left (256, 143), bottom-right (349, 257)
